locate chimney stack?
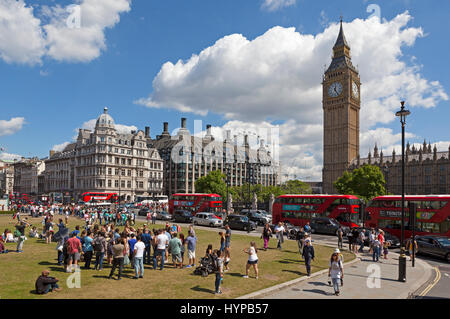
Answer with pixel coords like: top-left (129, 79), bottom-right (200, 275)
top-left (181, 118), bottom-right (187, 129)
top-left (145, 126), bottom-right (150, 138)
top-left (161, 122), bottom-right (170, 137)
top-left (49, 150), bottom-right (55, 157)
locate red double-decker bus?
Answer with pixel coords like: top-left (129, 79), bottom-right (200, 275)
top-left (272, 194), bottom-right (361, 228)
top-left (365, 195), bottom-right (450, 238)
top-left (169, 193), bottom-right (222, 215)
top-left (81, 192), bottom-right (118, 204)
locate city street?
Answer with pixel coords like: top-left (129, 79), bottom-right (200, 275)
top-left (136, 215), bottom-right (449, 298)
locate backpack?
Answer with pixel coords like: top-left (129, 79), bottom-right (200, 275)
top-left (93, 237), bottom-right (103, 252)
top-left (211, 255), bottom-right (220, 272)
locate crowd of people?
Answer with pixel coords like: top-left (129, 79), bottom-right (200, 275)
top-left (1, 201), bottom-right (419, 297)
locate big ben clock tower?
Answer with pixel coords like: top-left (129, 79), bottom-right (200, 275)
top-left (322, 18), bottom-right (360, 194)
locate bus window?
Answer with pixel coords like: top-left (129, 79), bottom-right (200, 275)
top-left (440, 218), bottom-right (450, 233)
top-left (418, 222), bottom-right (440, 233)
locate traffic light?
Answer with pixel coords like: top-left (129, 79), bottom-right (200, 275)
top-left (359, 202), bottom-right (365, 223)
top-left (408, 202), bottom-right (417, 228)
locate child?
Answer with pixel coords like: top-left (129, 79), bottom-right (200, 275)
top-left (383, 241), bottom-right (390, 259)
top-left (223, 247), bottom-right (231, 272)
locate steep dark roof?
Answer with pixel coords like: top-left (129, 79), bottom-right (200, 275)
top-left (333, 19), bottom-right (349, 49)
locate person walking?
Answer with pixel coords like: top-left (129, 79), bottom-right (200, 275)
top-left (151, 211), bottom-right (157, 225)
top-left (296, 227), bottom-right (305, 254)
top-left (243, 241), bottom-right (259, 279)
top-left (133, 235), bottom-right (145, 279)
top-left (274, 222), bottom-right (285, 250)
top-left (328, 252), bottom-right (344, 296)
top-left (337, 226), bottom-right (344, 250)
top-left (406, 236), bottom-right (418, 261)
top-left (109, 238), bottom-right (125, 280)
top-left (262, 224), bottom-right (272, 251)
top-left (302, 239), bottom-right (315, 276)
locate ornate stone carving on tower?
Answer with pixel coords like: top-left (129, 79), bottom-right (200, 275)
top-left (322, 18), bottom-right (361, 194)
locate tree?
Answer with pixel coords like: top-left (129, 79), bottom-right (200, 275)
top-left (334, 165), bottom-right (386, 202)
top-left (195, 170), bottom-right (227, 199)
top-left (281, 180), bottom-right (312, 194)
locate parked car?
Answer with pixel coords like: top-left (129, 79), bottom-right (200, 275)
top-left (172, 210), bottom-right (194, 223)
top-left (240, 209), bottom-right (269, 226)
top-left (193, 212), bottom-right (223, 227)
top-left (224, 214), bottom-right (256, 231)
top-left (138, 207), bottom-right (150, 216)
top-left (310, 217), bottom-right (349, 236)
top-left (257, 210), bottom-right (272, 222)
top-left (416, 235), bottom-right (450, 263)
top-left (156, 211), bottom-right (172, 221)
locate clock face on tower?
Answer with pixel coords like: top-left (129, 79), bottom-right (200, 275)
top-left (328, 82), bottom-right (343, 97)
top-left (352, 81), bottom-right (359, 99)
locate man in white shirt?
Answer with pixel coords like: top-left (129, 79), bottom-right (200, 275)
top-left (133, 235), bottom-right (146, 279)
top-left (274, 222), bottom-right (285, 250)
top-left (153, 230), bottom-right (169, 270)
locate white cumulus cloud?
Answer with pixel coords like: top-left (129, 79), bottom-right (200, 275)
top-left (0, 0), bottom-right (131, 65)
top-left (136, 12), bottom-right (448, 182)
top-left (0, 117), bottom-right (25, 137)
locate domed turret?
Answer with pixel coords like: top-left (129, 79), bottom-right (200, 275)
top-left (95, 107), bottom-right (115, 130)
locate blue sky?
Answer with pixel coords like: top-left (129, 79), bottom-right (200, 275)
top-left (0, 0), bottom-right (449, 180)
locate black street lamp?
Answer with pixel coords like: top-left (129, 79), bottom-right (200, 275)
top-left (226, 163), bottom-right (231, 214)
top-left (395, 101), bottom-right (410, 282)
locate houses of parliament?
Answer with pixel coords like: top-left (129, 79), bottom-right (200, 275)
top-left (322, 19), bottom-right (450, 195)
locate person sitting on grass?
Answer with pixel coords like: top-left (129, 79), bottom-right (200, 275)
top-left (29, 226), bottom-right (39, 238)
top-left (35, 270), bottom-right (61, 294)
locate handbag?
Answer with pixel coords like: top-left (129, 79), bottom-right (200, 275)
top-left (124, 254), bottom-right (130, 265)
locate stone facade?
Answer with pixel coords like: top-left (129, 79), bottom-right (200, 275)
top-left (12, 158), bottom-right (45, 195)
top-left (44, 107), bottom-right (164, 202)
top-left (150, 118), bottom-right (280, 196)
top-left (350, 142), bottom-right (450, 195)
top-left (0, 160), bottom-right (14, 196)
top-left (322, 19), bottom-right (360, 194)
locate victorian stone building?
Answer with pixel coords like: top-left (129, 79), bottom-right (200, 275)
top-left (350, 142), bottom-right (450, 195)
top-left (149, 118), bottom-right (280, 196)
top-left (12, 158), bottom-right (46, 195)
top-left (45, 107), bottom-right (164, 202)
top-left (0, 160), bottom-right (15, 196)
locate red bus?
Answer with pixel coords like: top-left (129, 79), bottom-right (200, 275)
top-left (272, 194), bottom-right (361, 228)
top-left (169, 193), bottom-right (222, 215)
top-left (365, 195), bottom-right (450, 238)
top-left (81, 192), bottom-right (118, 204)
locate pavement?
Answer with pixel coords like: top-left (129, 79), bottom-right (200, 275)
top-left (135, 216), bottom-right (441, 299)
top-left (238, 250), bottom-right (434, 299)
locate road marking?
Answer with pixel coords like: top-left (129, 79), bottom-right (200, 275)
top-left (419, 267), bottom-right (441, 297)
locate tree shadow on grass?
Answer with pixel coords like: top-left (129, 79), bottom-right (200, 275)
top-left (282, 269), bottom-right (303, 276)
top-left (191, 285), bottom-right (215, 294)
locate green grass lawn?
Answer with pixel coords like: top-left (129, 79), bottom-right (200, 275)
top-left (0, 215), bottom-right (354, 299)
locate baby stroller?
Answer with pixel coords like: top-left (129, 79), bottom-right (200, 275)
top-left (193, 256), bottom-right (216, 277)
